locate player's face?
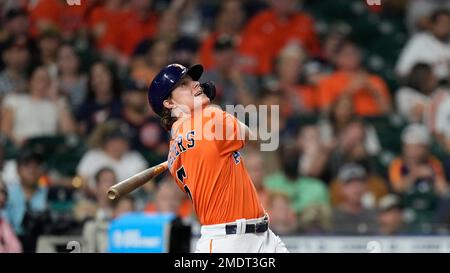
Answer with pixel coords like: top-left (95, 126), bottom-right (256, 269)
top-left (168, 75), bottom-right (210, 114)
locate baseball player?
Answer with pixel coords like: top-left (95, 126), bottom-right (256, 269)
top-left (147, 63), bottom-right (288, 253)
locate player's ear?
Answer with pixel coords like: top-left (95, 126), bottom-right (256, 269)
top-left (163, 98), bottom-right (176, 109)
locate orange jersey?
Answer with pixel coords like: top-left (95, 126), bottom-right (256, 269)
top-left (167, 107), bottom-right (265, 225)
top-left (239, 10), bottom-right (321, 75)
top-left (317, 71), bottom-right (391, 116)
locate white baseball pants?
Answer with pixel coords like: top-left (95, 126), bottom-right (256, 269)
top-left (195, 215), bottom-right (289, 253)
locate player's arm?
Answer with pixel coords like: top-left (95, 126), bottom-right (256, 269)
top-left (235, 117), bottom-right (257, 142)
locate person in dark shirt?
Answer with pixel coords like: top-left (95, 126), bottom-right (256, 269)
top-left (76, 61), bottom-right (122, 136)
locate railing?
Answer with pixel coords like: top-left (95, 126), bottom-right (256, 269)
top-left (191, 236), bottom-right (450, 253)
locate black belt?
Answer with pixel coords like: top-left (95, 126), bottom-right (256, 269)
top-left (225, 219), bottom-right (269, 235)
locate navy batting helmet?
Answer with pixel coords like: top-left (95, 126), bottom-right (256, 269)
top-left (147, 63), bottom-right (203, 116)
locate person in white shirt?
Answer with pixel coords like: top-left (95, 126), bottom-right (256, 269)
top-left (0, 66), bottom-right (75, 146)
top-left (396, 9), bottom-right (450, 81)
top-left (76, 121), bottom-right (148, 192)
top-left (396, 63), bottom-right (438, 123)
top-left (406, 0), bottom-right (450, 34)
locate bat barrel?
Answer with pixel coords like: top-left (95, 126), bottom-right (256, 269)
top-left (106, 161), bottom-right (168, 200)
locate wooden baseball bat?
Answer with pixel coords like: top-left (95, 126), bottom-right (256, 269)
top-left (107, 161), bottom-right (168, 200)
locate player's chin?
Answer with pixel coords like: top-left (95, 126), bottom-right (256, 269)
top-left (195, 94), bottom-right (210, 105)
top-left (192, 95), bottom-right (210, 110)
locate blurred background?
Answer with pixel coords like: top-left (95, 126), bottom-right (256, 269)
top-left (1, 0), bottom-right (450, 253)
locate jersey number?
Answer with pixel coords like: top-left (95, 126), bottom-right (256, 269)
top-left (176, 166), bottom-right (193, 201)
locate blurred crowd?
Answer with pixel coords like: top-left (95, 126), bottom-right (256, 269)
top-left (0, 0), bottom-right (450, 253)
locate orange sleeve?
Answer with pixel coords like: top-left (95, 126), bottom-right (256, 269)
top-left (214, 110), bottom-right (246, 155)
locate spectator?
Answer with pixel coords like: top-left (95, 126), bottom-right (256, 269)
top-left (239, 0), bottom-right (321, 75)
top-left (156, 0), bottom-right (208, 41)
top-left (202, 35), bottom-right (258, 106)
top-left (389, 124), bottom-right (448, 196)
top-left (330, 161), bottom-right (389, 212)
top-left (74, 167), bottom-right (117, 222)
top-left (331, 163), bottom-right (379, 235)
top-left (76, 61), bottom-right (122, 135)
top-left (130, 38), bottom-right (172, 84)
top-left (243, 148), bottom-right (270, 209)
top-left (112, 195), bottom-right (135, 219)
top-left (5, 151), bottom-right (48, 252)
top-left (154, 4), bottom-right (179, 42)
top-left (432, 76), bottom-right (450, 145)
top-left (1, 66), bottom-right (75, 147)
top-left (264, 42), bottom-right (316, 115)
top-left (319, 96), bottom-right (381, 157)
top-left (81, 170), bottom-right (134, 253)
top-left (390, 124), bottom-right (449, 232)
top-left (76, 121), bottom-right (148, 192)
top-left (117, 0), bottom-right (158, 59)
top-left (325, 119), bottom-right (381, 179)
top-left (144, 178), bottom-right (192, 218)
top-left (56, 43), bottom-right (87, 113)
top-left (36, 28), bottom-right (61, 80)
top-left (296, 125), bottom-right (329, 179)
top-left (303, 25), bottom-right (347, 85)
top-left (121, 79), bottom-right (167, 153)
top-left (396, 63), bottom-right (437, 123)
top-left (0, 179), bottom-right (22, 253)
top-left (264, 143), bottom-right (329, 214)
top-left (0, 8), bottom-right (29, 40)
top-left (266, 192), bottom-right (298, 235)
top-left (0, 35), bottom-right (30, 101)
top-left (406, 0), bottom-right (450, 34)
top-left (297, 204), bottom-right (332, 235)
top-left (171, 36), bottom-right (199, 68)
top-left (377, 194), bottom-right (405, 235)
top-left (200, 0), bottom-right (246, 69)
top-left (29, 0), bottom-right (90, 40)
top-left (317, 39), bottom-right (392, 116)
top-left (87, 0), bottom-right (127, 58)
top-left (396, 9), bottom-right (450, 81)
